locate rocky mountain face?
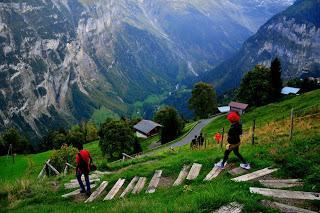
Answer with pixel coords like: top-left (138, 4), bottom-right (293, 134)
top-left (201, 0), bottom-right (320, 93)
top-left (0, 0), bottom-right (292, 142)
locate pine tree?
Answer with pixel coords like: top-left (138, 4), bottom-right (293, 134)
top-left (270, 57), bottom-right (283, 101)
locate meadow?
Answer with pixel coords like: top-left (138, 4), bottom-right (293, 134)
top-left (0, 90), bottom-right (320, 212)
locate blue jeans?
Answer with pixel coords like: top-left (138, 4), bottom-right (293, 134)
top-left (76, 170), bottom-right (91, 192)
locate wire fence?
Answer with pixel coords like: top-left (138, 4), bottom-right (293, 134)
top-left (204, 103), bottom-right (320, 149)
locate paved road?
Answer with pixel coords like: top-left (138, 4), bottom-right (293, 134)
top-left (168, 117), bottom-right (215, 148)
top-left (142, 116), bottom-right (219, 157)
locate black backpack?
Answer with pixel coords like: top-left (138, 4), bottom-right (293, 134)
top-left (77, 152), bottom-right (97, 172)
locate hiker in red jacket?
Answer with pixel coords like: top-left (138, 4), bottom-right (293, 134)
top-left (76, 144), bottom-right (92, 196)
top-left (215, 111), bottom-right (250, 170)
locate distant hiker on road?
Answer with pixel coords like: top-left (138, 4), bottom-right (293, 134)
top-left (199, 133), bottom-right (204, 147)
top-left (76, 144), bottom-right (92, 196)
top-left (191, 135), bottom-right (198, 149)
top-left (215, 111), bottom-right (250, 170)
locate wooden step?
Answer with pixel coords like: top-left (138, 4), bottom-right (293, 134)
top-left (260, 200), bottom-right (317, 213)
top-left (204, 167), bottom-right (223, 181)
top-left (146, 170), bottom-right (162, 193)
top-left (85, 181), bottom-right (108, 203)
top-left (213, 202), bottom-right (243, 213)
top-left (250, 187), bottom-right (320, 200)
top-left (70, 174), bottom-right (101, 183)
top-left (228, 167), bottom-right (247, 176)
top-left (104, 178), bottom-right (126, 200)
top-left (259, 179), bottom-right (303, 189)
top-left (120, 176), bottom-right (139, 198)
top-left (93, 170), bottom-right (113, 176)
top-left (64, 179), bottom-right (100, 189)
top-left (173, 165), bottom-right (190, 186)
top-left (62, 184), bottom-right (97, 198)
top-left (232, 168), bottom-right (278, 182)
top-left (132, 177), bottom-right (147, 194)
top-left (186, 163), bottom-right (202, 180)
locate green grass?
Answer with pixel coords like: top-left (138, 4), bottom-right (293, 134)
top-left (0, 141), bottom-right (101, 184)
top-left (145, 121), bottom-right (198, 152)
top-left (131, 92), bottom-right (168, 117)
top-left (0, 120), bottom-right (197, 184)
top-left (139, 135), bottom-right (160, 151)
top-left (0, 150), bottom-right (52, 183)
top-left (91, 107), bottom-right (120, 126)
top-left (1, 90), bottom-right (320, 212)
top-left (203, 89), bottom-right (320, 138)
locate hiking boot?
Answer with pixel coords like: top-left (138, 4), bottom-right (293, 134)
top-left (86, 191), bottom-right (92, 196)
top-left (215, 160), bottom-right (226, 169)
top-left (240, 163), bottom-right (251, 170)
top-left (80, 189), bottom-right (86, 194)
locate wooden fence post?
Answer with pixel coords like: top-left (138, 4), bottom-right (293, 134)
top-left (7, 144), bottom-right (14, 163)
top-left (252, 119), bottom-right (256, 145)
top-left (289, 108), bottom-right (294, 140)
top-left (63, 164), bottom-right (68, 176)
top-left (45, 164), bottom-right (50, 176)
top-left (204, 134), bottom-right (207, 149)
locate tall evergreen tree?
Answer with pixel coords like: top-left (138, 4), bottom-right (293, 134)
top-left (270, 57), bottom-right (283, 101)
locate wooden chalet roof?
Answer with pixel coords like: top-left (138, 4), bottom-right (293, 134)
top-left (228, 101), bottom-right (248, 110)
top-left (133, 120), bottom-right (162, 135)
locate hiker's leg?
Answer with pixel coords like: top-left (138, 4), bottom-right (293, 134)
top-left (233, 147), bottom-right (247, 164)
top-left (84, 173), bottom-right (91, 193)
top-left (76, 170), bottom-right (85, 191)
top-left (222, 149), bottom-right (232, 165)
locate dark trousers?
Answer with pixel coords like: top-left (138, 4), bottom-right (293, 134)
top-left (76, 170), bottom-right (91, 192)
top-left (222, 146), bottom-right (246, 165)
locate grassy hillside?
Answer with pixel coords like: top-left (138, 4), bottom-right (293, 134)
top-left (1, 90), bottom-right (320, 212)
top-left (0, 121), bottom-right (197, 183)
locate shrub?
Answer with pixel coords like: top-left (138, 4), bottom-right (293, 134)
top-left (0, 190), bottom-right (8, 207)
top-left (71, 122), bottom-right (99, 143)
top-left (133, 137), bottom-right (142, 154)
top-left (0, 137), bottom-right (5, 156)
top-left (50, 144), bottom-right (78, 172)
top-left (66, 130), bottom-right (85, 149)
top-left (52, 133), bottom-right (67, 150)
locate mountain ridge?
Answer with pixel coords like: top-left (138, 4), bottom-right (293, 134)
top-left (0, 0), bottom-right (293, 142)
top-left (200, 0), bottom-right (320, 93)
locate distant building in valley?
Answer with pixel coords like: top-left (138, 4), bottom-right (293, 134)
top-left (133, 119), bottom-right (162, 138)
top-left (281, 87), bottom-right (300, 95)
top-left (228, 101), bottom-right (248, 115)
top-left (217, 106), bottom-right (230, 113)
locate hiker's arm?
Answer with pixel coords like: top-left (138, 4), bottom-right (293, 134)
top-left (75, 154), bottom-right (80, 171)
top-left (89, 153), bottom-right (93, 164)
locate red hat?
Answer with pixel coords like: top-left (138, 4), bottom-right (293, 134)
top-left (227, 111), bottom-right (240, 123)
